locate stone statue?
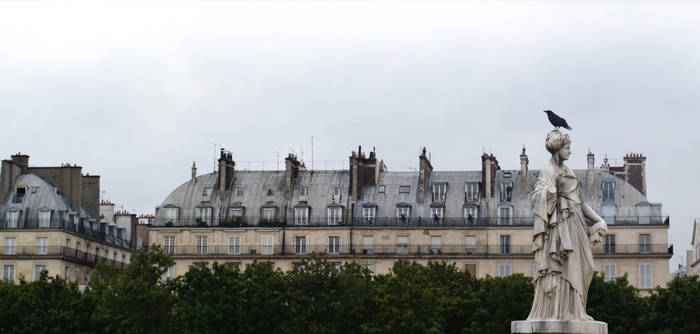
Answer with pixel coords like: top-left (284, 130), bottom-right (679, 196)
top-left (512, 130), bottom-right (609, 334)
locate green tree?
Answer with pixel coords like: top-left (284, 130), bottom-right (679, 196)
top-left (587, 272), bottom-right (649, 334)
top-left (283, 255), bottom-right (375, 334)
top-left (0, 272), bottom-right (93, 333)
top-left (644, 275), bottom-right (700, 334)
top-left (87, 245), bottom-right (176, 334)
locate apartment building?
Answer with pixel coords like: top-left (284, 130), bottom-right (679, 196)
top-left (147, 147), bottom-right (671, 291)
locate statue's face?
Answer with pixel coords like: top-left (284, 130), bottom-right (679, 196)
top-left (558, 143), bottom-right (571, 161)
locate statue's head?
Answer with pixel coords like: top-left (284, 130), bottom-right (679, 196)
top-left (545, 130), bottom-right (571, 161)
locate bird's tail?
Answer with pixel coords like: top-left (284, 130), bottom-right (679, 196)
top-left (564, 125), bottom-right (572, 130)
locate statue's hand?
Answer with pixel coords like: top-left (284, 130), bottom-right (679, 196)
top-left (561, 208), bottom-right (570, 219)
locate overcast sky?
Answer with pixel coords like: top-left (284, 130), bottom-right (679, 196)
top-left (1, 1), bottom-right (698, 270)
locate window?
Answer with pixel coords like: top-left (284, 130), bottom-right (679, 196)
top-left (396, 236), bottom-right (408, 255)
top-left (377, 185), bottom-right (386, 193)
top-left (229, 208), bottom-right (243, 218)
top-left (362, 207), bottom-right (376, 224)
top-left (164, 236), bottom-right (175, 254)
top-left (430, 207), bottom-right (444, 223)
top-left (235, 188), bottom-right (244, 196)
top-left (603, 263), bottom-right (617, 282)
top-left (262, 207), bottom-right (276, 220)
top-left (294, 236), bottom-right (308, 254)
top-left (267, 187), bottom-right (275, 196)
top-left (34, 265), bottom-right (46, 280)
top-left (294, 207), bottom-right (309, 226)
top-left (465, 182), bottom-right (479, 202)
top-left (432, 183), bottom-right (447, 202)
top-left (639, 263), bottom-right (653, 289)
top-left (3, 265), bottom-right (14, 282)
top-left (398, 185), bottom-right (410, 194)
top-left (6, 211), bottom-right (19, 228)
top-left (464, 235), bottom-right (477, 254)
top-left (197, 207), bottom-right (211, 224)
top-left (333, 187), bottom-right (342, 197)
top-left (327, 207), bottom-right (342, 225)
top-left (13, 186), bottom-right (26, 203)
top-left (431, 236), bottom-right (443, 255)
top-left (327, 236), bottom-right (341, 254)
top-left (498, 206), bottom-right (512, 225)
top-left (65, 266), bottom-right (70, 281)
top-left (498, 264), bottom-right (512, 277)
top-left (166, 266), bottom-right (175, 279)
top-left (639, 234), bottom-right (651, 253)
top-left (38, 210), bottom-right (51, 227)
top-left (164, 207), bottom-right (178, 224)
top-left (362, 236), bottom-right (374, 254)
top-left (500, 182), bottom-right (513, 202)
top-left (464, 206), bottom-right (478, 224)
top-left (396, 206), bottom-right (410, 224)
top-left (602, 181), bottom-right (615, 203)
top-left (202, 186), bottom-right (213, 196)
top-left (261, 235), bottom-right (273, 254)
top-left (196, 236), bottom-right (208, 255)
top-left (36, 237), bottom-right (48, 255)
top-left (604, 234), bottom-right (616, 254)
top-left (300, 186), bottom-right (308, 196)
top-left (229, 236), bottom-right (240, 254)
top-left (4, 237), bottom-right (16, 255)
top-left (499, 235), bottom-right (511, 254)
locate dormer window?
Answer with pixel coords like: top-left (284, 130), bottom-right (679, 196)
top-left (465, 182), bottom-right (479, 202)
top-left (197, 207), bottom-right (211, 225)
top-left (327, 205), bottom-right (343, 225)
top-left (362, 206), bottom-right (376, 224)
top-left (6, 210), bottom-right (19, 228)
top-left (38, 210), bottom-right (51, 228)
top-left (399, 185), bottom-right (411, 194)
top-left (432, 183), bottom-right (447, 202)
top-left (498, 205), bottom-right (513, 225)
top-left (202, 186), bottom-right (213, 197)
top-left (235, 188), bottom-right (245, 196)
top-left (228, 205), bottom-right (245, 219)
top-left (300, 186), bottom-right (308, 197)
top-left (378, 185), bottom-right (386, 193)
top-left (602, 180), bottom-right (615, 203)
top-left (164, 206), bottom-right (178, 224)
top-left (13, 186), bottom-right (26, 204)
top-left (294, 205), bottom-right (309, 226)
top-left (499, 182), bottom-right (513, 203)
top-left (333, 186), bottom-right (342, 197)
top-left (464, 206), bottom-right (478, 224)
top-left (396, 205), bottom-right (410, 224)
top-left (261, 206), bottom-right (277, 220)
top-left (267, 188), bottom-right (275, 196)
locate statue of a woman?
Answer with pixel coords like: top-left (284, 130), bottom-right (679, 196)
top-left (527, 130), bottom-right (608, 321)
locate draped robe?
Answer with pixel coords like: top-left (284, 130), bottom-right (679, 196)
top-left (527, 160), bottom-right (595, 321)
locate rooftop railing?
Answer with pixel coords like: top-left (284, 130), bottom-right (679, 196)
top-left (0, 246), bottom-right (128, 269)
top-left (158, 243), bottom-right (671, 257)
top-left (0, 219), bottom-right (130, 249)
top-left (148, 215), bottom-right (669, 228)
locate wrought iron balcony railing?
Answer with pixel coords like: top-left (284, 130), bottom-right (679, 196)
top-left (0, 219), bottom-right (129, 249)
top-left (147, 215), bottom-right (669, 228)
top-left (0, 246), bottom-right (128, 269)
top-left (157, 243), bottom-right (671, 257)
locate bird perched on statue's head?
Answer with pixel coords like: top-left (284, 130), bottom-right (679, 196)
top-left (543, 110), bottom-right (572, 130)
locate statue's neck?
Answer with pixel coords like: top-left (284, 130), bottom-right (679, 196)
top-left (550, 156), bottom-right (563, 167)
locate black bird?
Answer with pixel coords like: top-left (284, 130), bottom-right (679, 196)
top-left (543, 110), bottom-right (572, 130)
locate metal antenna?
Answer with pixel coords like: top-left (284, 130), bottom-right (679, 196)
top-left (274, 151), bottom-right (280, 171)
top-left (208, 141), bottom-right (222, 172)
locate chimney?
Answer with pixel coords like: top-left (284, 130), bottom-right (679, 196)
top-left (217, 148), bottom-right (236, 192)
top-left (284, 154), bottom-right (301, 200)
top-left (11, 153), bottom-right (29, 171)
top-left (417, 147), bottom-right (433, 203)
top-left (623, 153), bottom-right (647, 196)
top-left (585, 151), bottom-right (595, 200)
top-left (349, 145), bottom-right (379, 202)
top-left (191, 161), bottom-right (197, 183)
top-left (481, 153), bottom-right (499, 199)
top-left (520, 147), bottom-right (528, 200)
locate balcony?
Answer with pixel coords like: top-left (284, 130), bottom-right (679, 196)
top-left (156, 243), bottom-right (672, 257)
top-left (148, 215), bottom-right (670, 228)
top-left (0, 246), bottom-right (128, 269)
top-left (0, 218), bottom-right (129, 249)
